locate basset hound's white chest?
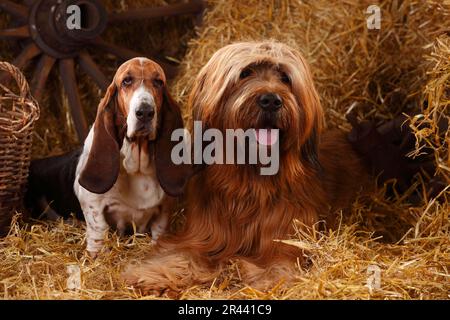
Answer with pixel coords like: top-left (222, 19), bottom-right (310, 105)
top-left (74, 130), bottom-right (168, 252)
top-left (113, 171), bottom-right (164, 210)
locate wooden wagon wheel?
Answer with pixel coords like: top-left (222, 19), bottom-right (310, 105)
top-left (0, 0), bottom-right (204, 141)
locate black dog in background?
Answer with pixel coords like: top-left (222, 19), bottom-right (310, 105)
top-left (347, 112), bottom-right (447, 202)
top-left (25, 149), bottom-right (84, 221)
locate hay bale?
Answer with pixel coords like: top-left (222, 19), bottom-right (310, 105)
top-left (410, 35), bottom-right (450, 185)
top-left (174, 0), bottom-right (449, 128)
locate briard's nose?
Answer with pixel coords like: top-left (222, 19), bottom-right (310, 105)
top-left (257, 93), bottom-right (282, 112)
top-left (135, 102), bottom-right (155, 121)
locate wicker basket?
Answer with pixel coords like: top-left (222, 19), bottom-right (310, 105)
top-left (0, 62), bottom-right (39, 237)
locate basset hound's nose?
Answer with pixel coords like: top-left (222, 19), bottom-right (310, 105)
top-left (257, 93), bottom-right (282, 112)
top-left (135, 102), bottom-right (155, 121)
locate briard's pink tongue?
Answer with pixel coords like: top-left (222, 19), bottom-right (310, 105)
top-left (254, 129), bottom-right (279, 146)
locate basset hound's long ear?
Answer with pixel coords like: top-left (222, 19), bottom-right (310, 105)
top-left (78, 82), bottom-right (121, 194)
top-left (155, 87), bottom-right (193, 197)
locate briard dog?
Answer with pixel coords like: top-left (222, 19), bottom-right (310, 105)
top-left (124, 41), bottom-right (373, 293)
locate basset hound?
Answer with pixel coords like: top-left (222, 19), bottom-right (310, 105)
top-left (26, 57), bottom-right (192, 256)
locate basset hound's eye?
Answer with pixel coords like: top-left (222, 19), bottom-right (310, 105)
top-left (122, 76), bottom-right (133, 87)
top-left (280, 72), bottom-right (291, 85)
top-left (239, 68), bottom-right (252, 79)
top-left (153, 78), bottom-right (164, 88)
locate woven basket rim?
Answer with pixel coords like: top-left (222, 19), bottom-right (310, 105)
top-left (0, 61), bottom-right (40, 133)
